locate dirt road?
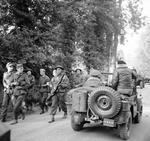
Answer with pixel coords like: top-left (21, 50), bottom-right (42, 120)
top-left (5, 85), bottom-right (150, 141)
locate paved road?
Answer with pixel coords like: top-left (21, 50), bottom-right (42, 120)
top-left (5, 85), bottom-right (150, 141)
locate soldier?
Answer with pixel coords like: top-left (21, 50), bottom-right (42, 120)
top-left (39, 69), bottom-right (50, 114)
top-left (48, 65), bottom-right (69, 123)
top-left (1, 62), bottom-right (15, 122)
top-left (25, 69), bottom-right (35, 111)
top-left (83, 69), bottom-right (103, 87)
top-left (73, 68), bottom-right (87, 88)
top-left (11, 63), bottom-right (30, 124)
top-left (112, 60), bottom-right (136, 96)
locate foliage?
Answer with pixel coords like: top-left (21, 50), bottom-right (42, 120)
top-left (0, 0), bottom-right (144, 79)
top-left (134, 25), bottom-right (150, 77)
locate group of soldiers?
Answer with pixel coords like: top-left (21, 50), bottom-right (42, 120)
top-left (1, 63), bottom-right (30, 124)
top-left (1, 59), bottom-right (137, 125)
top-left (0, 62), bottom-right (85, 124)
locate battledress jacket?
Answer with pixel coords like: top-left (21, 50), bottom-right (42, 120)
top-left (13, 72), bottom-right (30, 96)
top-left (112, 64), bottom-right (135, 95)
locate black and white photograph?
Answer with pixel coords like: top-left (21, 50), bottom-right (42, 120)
top-left (0, 0), bottom-right (150, 141)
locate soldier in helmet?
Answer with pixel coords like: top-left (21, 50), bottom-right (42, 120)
top-left (48, 65), bottom-right (69, 123)
top-left (39, 68), bottom-right (50, 114)
top-left (73, 68), bottom-right (86, 88)
top-left (11, 63), bottom-right (30, 124)
top-left (1, 62), bottom-right (15, 122)
top-left (83, 69), bottom-right (103, 88)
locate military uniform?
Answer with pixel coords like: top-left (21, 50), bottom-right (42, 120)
top-left (1, 70), bottom-right (15, 122)
top-left (25, 74), bottom-right (35, 110)
top-left (39, 74), bottom-right (50, 113)
top-left (73, 73), bottom-right (86, 88)
top-left (50, 72), bottom-right (69, 119)
top-left (83, 69), bottom-right (103, 88)
top-left (112, 61), bottom-right (134, 96)
top-left (12, 70), bottom-right (30, 122)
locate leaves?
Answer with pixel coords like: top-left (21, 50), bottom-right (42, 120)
top-left (0, 0), bottom-right (144, 78)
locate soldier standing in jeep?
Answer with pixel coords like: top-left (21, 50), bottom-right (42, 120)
top-left (112, 60), bottom-right (136, 96)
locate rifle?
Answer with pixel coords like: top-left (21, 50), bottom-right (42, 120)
top-left (46, 74), bottom-right (65, 102)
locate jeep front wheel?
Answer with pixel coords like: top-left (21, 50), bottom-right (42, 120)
top-left (71, 112), bottom-right (84, 131)
top-left (119, 115), bottom-right (132, 140)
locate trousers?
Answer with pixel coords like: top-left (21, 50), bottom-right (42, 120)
top-left (1, 92), bottom-right (12, 120)
top-left (50, 93), bottom-right (67, 115)
top-left (39, 92), bottom-right (48, 112)
top-left (13, 95), bottom-right (24, 120)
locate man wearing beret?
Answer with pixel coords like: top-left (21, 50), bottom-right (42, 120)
top-left (1, 62), bottom-right (15, 122)
top-left (39, 69), bottom-right (50, 114)
top-left (49, 65), bottom-right (70, 123)
top-left (11, 63), bottom-right (30, 124)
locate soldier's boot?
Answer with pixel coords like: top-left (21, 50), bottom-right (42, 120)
top-left (45, 105), bottom-right (48, 112)
top-left (40, 104), bottom-right (45, 114)
top-left (1, 117), bottom-right (6, 122)
top-left (22, 110), bottom-right (26, 120)
top-left (48, 115), bottom-right (55, 123)
top-left (40, 110), bottom-right (44, 114)
top-left (10, 119), bottom-right (18, 125)
top-left (62, 112), bottom-right (67, 119)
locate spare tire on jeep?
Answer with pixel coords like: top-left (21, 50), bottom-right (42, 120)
top-left (88, 86), bottom-right (121, 118)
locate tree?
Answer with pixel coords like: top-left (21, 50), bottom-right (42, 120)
top-left (0, 0), bottom-right (144, 77)
top-left (133, 25), bottom-right (150, 77)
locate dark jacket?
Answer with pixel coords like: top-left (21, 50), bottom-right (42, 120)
top-left (39, 75), bottom-right (50, 93)
top-left (112, 64), bottom-right (134, 95)
top-left (13, 72), bottom-right (30, 96)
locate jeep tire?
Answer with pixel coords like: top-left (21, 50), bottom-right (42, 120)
top-left (88, 86), bottom-right (121, 118)
top-left (119, 114), bottom-right (132, 140)
top-left (71, 111), bottom-right (84, 131)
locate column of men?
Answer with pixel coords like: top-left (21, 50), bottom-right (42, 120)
top-left (1, 63), bottom-right (30, 124)
top-left (0, 63), bottom-right (72, 124)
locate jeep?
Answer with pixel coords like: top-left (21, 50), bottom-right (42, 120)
top-left (69, 86), bottom-right (143, 140)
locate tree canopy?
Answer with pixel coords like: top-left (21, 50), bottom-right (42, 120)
top-left (0, 0), bottom-right (144, 78)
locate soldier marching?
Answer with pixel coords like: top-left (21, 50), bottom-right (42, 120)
top-left (39, 69), bottom-right (50, 114)
top-left (11, 63), bottom-right (30, 124)
top-left (47, 65), bottom-right (70, 123)
top-left (1, 62), bottom-right (15, 122)
top-left (0, 62), bottom-right (83, 124)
